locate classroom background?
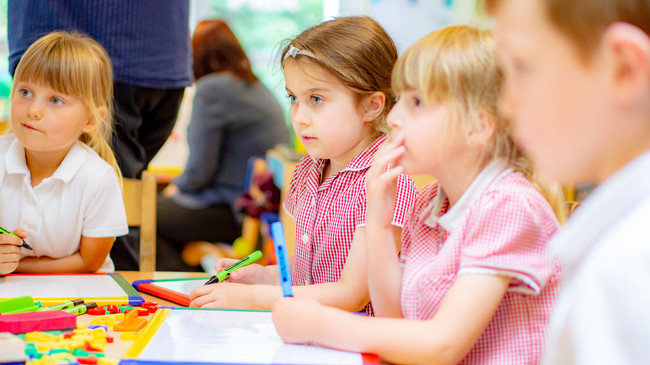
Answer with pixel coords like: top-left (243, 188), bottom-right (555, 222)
top-left (0, 0), bottom-right (489, 173)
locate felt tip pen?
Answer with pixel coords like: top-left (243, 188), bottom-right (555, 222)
top-left (205, 250), bottom-right (263, 285)
top-left (0, 226), bottom-right (33, 250)
top-left (37, 299), bottom-right (84, 311)
top-left (271, 222), bottom-right (293, 297)
top-left (63, 302), bottom-right (97, 315)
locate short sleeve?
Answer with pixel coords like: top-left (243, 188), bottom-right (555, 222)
top-left (282, 156), bottom-right (312, 218)
top-left (458, 190), bottom-right (559, 294)
top-left (354, 173), bottom-right (416, 229)
top-left (82, 168), bottom-right (128, 238)
top-left (391, 174), bottom-right (417, 227)
top-left (399, 182), bottom-right (437, 266)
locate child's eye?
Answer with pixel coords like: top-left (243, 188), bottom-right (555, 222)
top-left (311, 96), bottom-right (323, 105)
top-left (50, 97), bottom-right (64, 105)
top-left (19, 88), bottom-right (32, 97)
top-left (413, 96), bottom-right (423, 107)
top-left (288, 95), bottom-right (297, 104)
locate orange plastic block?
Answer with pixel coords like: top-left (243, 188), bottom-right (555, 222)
top-left (113, 309), bottom-right (147, 332)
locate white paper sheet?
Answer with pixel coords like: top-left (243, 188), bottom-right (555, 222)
top-left (153, 279), bottom-right (207, 296)
top-left (136, 309), bottom-right (364, 364)
top-left (0, 274), bottom-right (129, 299)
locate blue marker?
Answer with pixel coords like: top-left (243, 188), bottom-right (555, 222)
top-left (271, 222), bottom-right (293, 297)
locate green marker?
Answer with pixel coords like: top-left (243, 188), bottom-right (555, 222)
top-left (38, 299), bottom-right (84, 311)
top-left (63, 302), bottom-right (97, 315)
top-left (0, 225), bottom-right (32, 250)
top-left (204, 250), bottom-right (263, 285)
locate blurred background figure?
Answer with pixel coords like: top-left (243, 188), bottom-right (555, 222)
top-left (156, 19), bottom-right (289, 271)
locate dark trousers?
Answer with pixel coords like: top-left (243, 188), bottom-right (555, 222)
top-left (111, 82), bottom-right (185, 179)
top-left (110, 83), bottom-right (185, 270)
top-left (155, 194), bottom-right (241, 271)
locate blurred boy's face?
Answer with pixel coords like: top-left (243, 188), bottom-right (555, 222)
top-left (493, 0), bottom-right (619, 185)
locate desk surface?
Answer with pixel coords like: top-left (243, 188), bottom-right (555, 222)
top-left (77, 271), bottom-right (207, 359)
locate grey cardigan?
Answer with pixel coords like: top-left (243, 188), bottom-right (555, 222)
top-left (173, 73), bottom-right (289, 210)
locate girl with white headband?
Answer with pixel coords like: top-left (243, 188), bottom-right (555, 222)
top-left (189, 16), bottom-right (417, 313)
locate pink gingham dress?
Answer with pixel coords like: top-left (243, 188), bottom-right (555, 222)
top-left (400, 162), bottom-right (561, 364)
top-left (284, 134), bottom-right (416, 289)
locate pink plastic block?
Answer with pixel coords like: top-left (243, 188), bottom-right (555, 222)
top-left (0, 310), bottom-right (77, 333)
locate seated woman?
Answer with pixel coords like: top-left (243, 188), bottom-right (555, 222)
top-left (156, 19), bottom-right (290, 271)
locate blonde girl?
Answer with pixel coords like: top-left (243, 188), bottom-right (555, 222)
top-left (0, 31), bottom-right (127, 275)
top-left (190, 16), bottom-right (417, 312)
top-left (272, 26), bottom-right (565, 364)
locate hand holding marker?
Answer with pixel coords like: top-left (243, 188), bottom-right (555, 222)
top-left (204, 250), bottom-right (263, 285)
top-left (0, 226), bottom-right (32, 250)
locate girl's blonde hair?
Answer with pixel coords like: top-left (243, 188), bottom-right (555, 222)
top-left (393, 25), bottom-right (567, 222)
top-left (280, 16), bottom-right (398, 134)
top-left (11, 31), bottom-right (122, 182)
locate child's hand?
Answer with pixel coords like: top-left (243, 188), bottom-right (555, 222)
top-left (366, 131), bottom-right (406, 228)
top-left (214, 259), bottom-right (276, 284)
top-left (188, 282), bottom-right (257, 308)
top-left (0, 228), bottom-right (28, 275)
top-left (272, 297), bottom-right (323, 344)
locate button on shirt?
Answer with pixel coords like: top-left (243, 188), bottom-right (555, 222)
top-left (400, 161), bottom-right (561, 364)
top-left (284, 134), bottom-right (417, 288)
top-left (0, 135), bottom-right (128, 272)
top-left (542, 150), bottom-right (650, 365)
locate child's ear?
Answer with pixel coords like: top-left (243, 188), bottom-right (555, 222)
top-left (601, 22), bottom-right (650, 108)
top-left (82, 106), bottom-right (108, 133)
top-left (360, 91), bottom-right (386, 123)
top-left (467, 112), bottom-right (495, 146)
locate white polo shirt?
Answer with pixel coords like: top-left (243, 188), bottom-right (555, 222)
top-left (542, 149), bottom-right (650, 364)
top-left (0, 134), bottom-right (128, 272)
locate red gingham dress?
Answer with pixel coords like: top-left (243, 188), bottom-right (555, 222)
top-left (284, 134), bottom-right (416, 291)
top-left (400, 164), bottom-right (561, 364)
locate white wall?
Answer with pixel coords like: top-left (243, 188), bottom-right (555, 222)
top-left (337, 0), bottom-right (487, 52)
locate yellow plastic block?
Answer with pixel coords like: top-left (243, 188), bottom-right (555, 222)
top-left (76, 322), bottom-right (88, 329)
top-left (119, 332), bottom-right (140, 341)
top-left (72, 334), bottom-right (93, 343)
top-left (90, 317), bottom-right (108, 326)
top-left (68, 338), bottom-right (85, 350)
top-left (90, 328), bottom-right (106, 339)
top-left (87, 340), bottom-right (106, 352)
top-left (35, 342), bottom-right (53, 353)
top-left (50, 352), bottom-right (75, 361)
top-left (98, 358), bottom-right (119, 365)
top-left (25, 331), bottom-right (57, 342)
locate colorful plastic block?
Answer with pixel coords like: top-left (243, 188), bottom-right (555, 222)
top-left (119, 332), bottom-right (140, 341)
top-left (86, 308), bottom-right (107, 316)
top-left (113, 310), bottom-right (146, 332)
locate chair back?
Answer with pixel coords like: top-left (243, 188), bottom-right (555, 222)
top-left (122, 170), bottom-right (157, 272)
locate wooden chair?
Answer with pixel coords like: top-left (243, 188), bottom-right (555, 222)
top-left (122, 170), bottom-right (157, 272)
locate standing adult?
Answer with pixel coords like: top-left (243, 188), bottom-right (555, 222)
top-left (8, 0), bottom-right (193, 270)
top-left (156, 19), bottom-right (289, 271)
top-left (8, 0), bottom-right (192, 179)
